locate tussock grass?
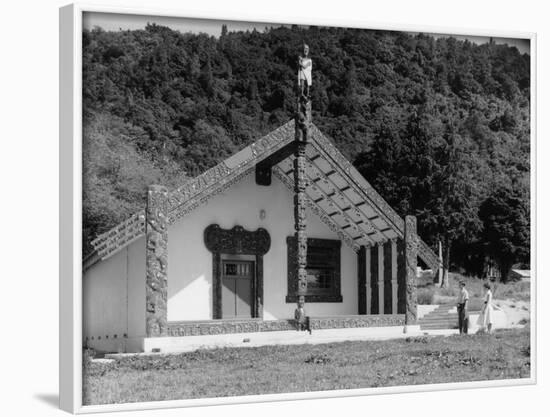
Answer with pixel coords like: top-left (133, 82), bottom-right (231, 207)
top-left (83, 328), bottom-right (530, 405)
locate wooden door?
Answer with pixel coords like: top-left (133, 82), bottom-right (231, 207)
top-left (221, 260), bottom-right (253, 318)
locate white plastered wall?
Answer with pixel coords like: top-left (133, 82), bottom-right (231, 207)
top-left (167, 172), bottom-right (358, 321)
top-left (82, 237), bottom-right (145, 352)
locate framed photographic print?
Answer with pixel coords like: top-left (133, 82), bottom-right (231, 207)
top-left (59, 2), bottom-right (536, 413)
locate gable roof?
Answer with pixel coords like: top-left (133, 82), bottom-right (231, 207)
top-left (87, 120), bottom-right (439, 271)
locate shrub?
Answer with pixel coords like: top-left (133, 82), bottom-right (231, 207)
top-left (417, 287), bottom-right (435, 305)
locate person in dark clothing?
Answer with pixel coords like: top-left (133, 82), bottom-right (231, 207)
top-left (457, 281), bottom-right (469, 334)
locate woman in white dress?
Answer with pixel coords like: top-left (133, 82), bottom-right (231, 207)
top-left (477, 282), bottom-right (494, 333)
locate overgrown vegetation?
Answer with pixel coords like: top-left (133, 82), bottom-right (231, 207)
top-left (416, 272), bottom-right (530, 305)
top-left (83, 24), bottom-right (530, 278)
top-left (83, 328), bottom-right (530, 404)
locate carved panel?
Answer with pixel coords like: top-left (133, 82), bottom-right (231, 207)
top-left (295, 96), bottom-right (312, 143)
top-left (204, 224), bottom-right (271, 255)
top-left (293, 140), bottom-right (308, 297)
top-left (146, 185), bottom-right (169, 337)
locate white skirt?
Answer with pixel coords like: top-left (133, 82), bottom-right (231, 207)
top-left (477, 303), bottom-right (494, 328)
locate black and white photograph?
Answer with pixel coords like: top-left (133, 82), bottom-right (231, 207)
top-left (76, 9), bottom-right (533, 408)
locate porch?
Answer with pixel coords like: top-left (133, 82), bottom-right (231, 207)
top-left (140, 315), bottom-right (420, 353)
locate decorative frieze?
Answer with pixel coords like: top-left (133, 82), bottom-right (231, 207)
top-left (91, 210), bottom-right (146, 260)
top-left (166, 315), bottom-right (405, 336)
top-left (146, 185), bottom-right (169, 337)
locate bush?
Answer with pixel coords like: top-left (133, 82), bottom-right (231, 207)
top-left (417, 287), bottom-right (435, 305)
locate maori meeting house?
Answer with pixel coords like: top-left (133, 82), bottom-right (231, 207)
top-left (83, 54), bottom-right (440, 353)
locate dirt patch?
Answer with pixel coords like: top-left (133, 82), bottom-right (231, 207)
top-left (493, 299), bottom-right (530, 326)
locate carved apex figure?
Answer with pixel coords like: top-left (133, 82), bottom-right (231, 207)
top-left (298, 43), bottom-right (312, 98)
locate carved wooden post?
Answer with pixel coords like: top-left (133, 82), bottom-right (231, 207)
top-left (294, 46), bottom-right (312, 301)
top-left (404, 215), bottom-right (418, 327)
top-left (377, 243), bottom-right (385, 314)
top-left (391, 239), bottom-right (398, 314)
top-left (146, 185), bottom-right (168, 337)
top-left (366, 246), bottom-right (372, 314)
top-left (397, 238), bottom-right (406, 314)
top-left (294, 125), bottom-right (308, 298)
top-left (358, 245), bottom-right (372, 314)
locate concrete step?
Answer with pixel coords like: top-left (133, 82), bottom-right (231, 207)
top-left (421, 316), bottom-right (457, 321)
top-left (420, 326), bottom-right (457, 330)
top-left (421, 321), bottom-right (458, 327)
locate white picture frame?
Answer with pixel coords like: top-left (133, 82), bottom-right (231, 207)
top-left (59, 2), bottom-right (537, 413)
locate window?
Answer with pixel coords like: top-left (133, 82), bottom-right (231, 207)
top-left (286, 237), bottom-right (342, 303)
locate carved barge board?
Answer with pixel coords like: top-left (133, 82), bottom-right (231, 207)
top-left (88, 121), bottom-right (440, 275)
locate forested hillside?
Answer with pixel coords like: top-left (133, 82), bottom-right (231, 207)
top-left (82, 24), bottom-right (530, 279)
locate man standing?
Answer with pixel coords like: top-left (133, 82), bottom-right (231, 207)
top-left (457, 281), bottom-right (469, 334)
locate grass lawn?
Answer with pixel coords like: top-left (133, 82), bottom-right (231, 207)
top-left (83, 327), bottom-right (530, 405)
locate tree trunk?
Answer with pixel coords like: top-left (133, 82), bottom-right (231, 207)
top-left (499, 259), bottom-right (513, 283)
top-left (434, 239), bottom-right (443, 285)
top-left (440, 237), bottom-right (451, 288)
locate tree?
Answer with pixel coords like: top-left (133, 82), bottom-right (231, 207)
top-left (421, 123), bottom-right (482, 287)
top-left (81, 25), bottom-right (530, 266)
top-left (356, 109), bottom-right (482, 287)
top-left (479, 186), bottom-right (530, 281)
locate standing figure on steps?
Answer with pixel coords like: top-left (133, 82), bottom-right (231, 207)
top-left (298, 44), bottom-right (312, 99)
